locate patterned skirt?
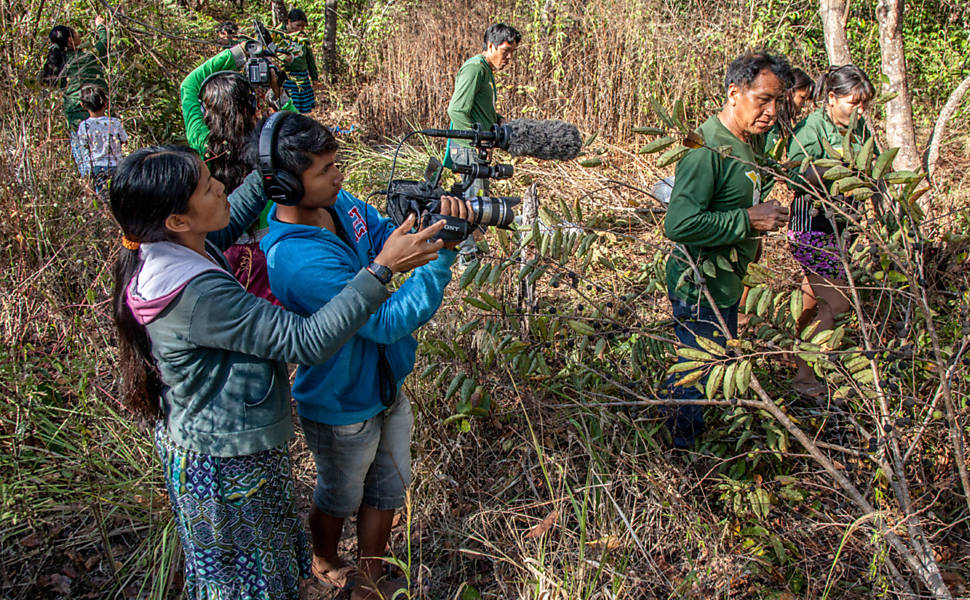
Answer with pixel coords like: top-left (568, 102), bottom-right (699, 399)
top-left (154, 424), bottom-right (310, 600)
top-left (787, 230), bottom-right (846, 280)
top-left (283, 70), bottom-right (315, 113)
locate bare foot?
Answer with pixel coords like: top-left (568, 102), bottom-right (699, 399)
top-left (311, 556), bottom-right (355, 590)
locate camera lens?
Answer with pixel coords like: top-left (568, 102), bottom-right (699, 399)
top-left (469, 196), bottom-right (520, 228)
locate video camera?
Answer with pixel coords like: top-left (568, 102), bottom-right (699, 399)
top-left (242, 20), bottom-right (287, 87)
top-left (384, 119), bottom-right (583, 243)
top-left (385, 154), bottom-right (520, 244)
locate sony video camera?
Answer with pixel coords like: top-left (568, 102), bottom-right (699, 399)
top-left (384, 119), bottom-right (583, 242)
top-left (242, 21), bottom-right (287, 87)
top-left (385, 156), bottom-right (520, 244)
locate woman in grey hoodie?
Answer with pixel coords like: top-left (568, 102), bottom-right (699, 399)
top-left (108, 146), bottom-right (445, 600)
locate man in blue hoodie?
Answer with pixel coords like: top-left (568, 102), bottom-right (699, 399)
top-left (258, 113), bottom-right (471, 600)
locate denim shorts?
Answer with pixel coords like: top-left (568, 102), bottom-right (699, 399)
top-left (300, 395), bottom-right (413, 517)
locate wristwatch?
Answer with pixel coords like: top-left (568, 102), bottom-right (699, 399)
top-left (366, 262), bottom-right (393, 285)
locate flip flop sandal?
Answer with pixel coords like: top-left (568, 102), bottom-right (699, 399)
top-left (312, 563), bottom-right (357, 592)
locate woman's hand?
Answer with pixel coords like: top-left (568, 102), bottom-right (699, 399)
top-left (268, 68), bottom-right (283, 104)
top-left (374, 215), bottom-right (446, 274)
top-left (437, 195), bottom-right (474, 250)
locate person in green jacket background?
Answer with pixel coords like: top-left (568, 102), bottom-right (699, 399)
top-left (109, 145), bottom-right (445, 600)
top-left (279, 8), bottom-right (319, 114)
top-left (181, 43), bottom-right (295, 302)
top-left (42, 16), bottom-right (109, 173)
top-left (445, 22), bottom-right (521, 258)
top-left (663, 52), bottom-right (791, 448)
top-left (785, 64), bottom-right (876, 399)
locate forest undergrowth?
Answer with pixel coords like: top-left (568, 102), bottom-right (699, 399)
top-left (2, 0), bottom-right (969, 599)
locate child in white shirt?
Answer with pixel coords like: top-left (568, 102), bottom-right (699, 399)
top-left (76, 84), bottom-right (128, 193)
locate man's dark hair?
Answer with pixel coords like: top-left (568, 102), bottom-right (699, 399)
top-left (483, 23), bottom-right (521, 50)
top-left (288, 8), bottom-right (308, 23)
top-left (724, 51), bottom-right (793, 95)
top-left (80, 84), bottom-right (108, 112)
top-left (245, 113), bottom-right (338, 177)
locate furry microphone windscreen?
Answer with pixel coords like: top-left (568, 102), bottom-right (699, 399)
top-left (505, 119), bottom-right (583, 160)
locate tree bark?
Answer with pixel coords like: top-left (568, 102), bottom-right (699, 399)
top-left (926, 74), bottom-right (970, 180)
top-left (819, 0), bottom-right (852, 65)
top-left (518, 183), bottom-right (539, 330)
top-left (322, 0), bottom-right (338, 80)
top-left (270, 0), bottom-right (287, 27)
top-left (876, 0), bottom-right (920, 172)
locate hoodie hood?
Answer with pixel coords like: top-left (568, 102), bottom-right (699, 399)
top-left (261, 191), bottom-right (376, 272)
top-left (259, 206), bottom-right (331, 249)
top-left (126, 241), bottom-right (230, 325)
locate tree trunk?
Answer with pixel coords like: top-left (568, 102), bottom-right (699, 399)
top-left (518, 183), bottom-right (539, 333)
top-left (322, 0), bottom-right (338, 80)
top-left (926, 74), bottom-right (970, 180)
top-left (876, 0), bottom-right (920, 172)
top-left (270, 0), bottom-right (287, 27)
top-left (819, 0), bottom-right (852, 65)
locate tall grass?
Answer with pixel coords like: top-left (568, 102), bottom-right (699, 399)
top-left (350, 0), bottom-right (830, 140)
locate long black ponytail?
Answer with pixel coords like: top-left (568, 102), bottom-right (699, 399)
top-left (41, 25), bottom-right (72, 83)
top-left (109, 146), bottom-right (199, 419)
top-left (776, 67), bottom-right (815, 136)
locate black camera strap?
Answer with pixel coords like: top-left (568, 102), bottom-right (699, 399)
top-left (327, 207), bottom-right (398, 409)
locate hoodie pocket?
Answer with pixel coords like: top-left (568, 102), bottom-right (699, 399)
top-left (238, 360), bottom-right (286, 431)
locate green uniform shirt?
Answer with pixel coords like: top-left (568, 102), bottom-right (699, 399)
top-left (447, 55), bottom-right (500, 149)
top-left (664, 115), bottom-right (773, 308)
top-left (786, 107), bottom-right (876, 232)
top-left (787, 106), bottom-right (872, 164)
top-left (59, 25), bottom-right (108, 130)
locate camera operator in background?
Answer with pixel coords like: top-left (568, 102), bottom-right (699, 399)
top-left (256, 112), bottom-right (473, 600)
top-left (445, 22), bottom-right (521, 259)
top-left (663, 52), bottom-right (792, 449)
top-left (277, 9), bottom-right (319, 114)
top-left (180, 38), bottom-right (295, 303)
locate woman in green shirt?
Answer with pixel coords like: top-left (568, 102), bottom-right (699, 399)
top-left (786, 65), bottom-right (876, 398)
top-left (41, 17), bottom-right (108, 172)
top-left (181, 45), bottom-right (293, 303)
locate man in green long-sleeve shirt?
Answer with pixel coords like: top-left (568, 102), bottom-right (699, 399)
top-left (663, 52), bottom-right (791, 448)
top-left (445, 23), bottom-right (521, 257)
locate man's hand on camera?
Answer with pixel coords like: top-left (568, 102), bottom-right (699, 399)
top-left (374, 215), bottom-right (446, 274)
top-left (747, 200), bottom-right (789, 232)
top-left (437, 195), bottom-right (475, 250)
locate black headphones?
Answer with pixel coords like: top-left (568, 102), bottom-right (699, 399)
top-left (197, 70), bottom-right (257, 116)
top-left (258, 111), bottom-right (305, 206)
